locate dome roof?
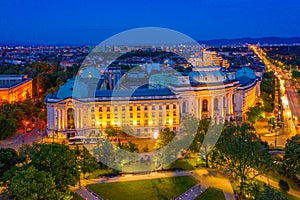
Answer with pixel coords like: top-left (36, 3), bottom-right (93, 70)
top-left (57, 78), bottom-right (89, 99)
top-left (236, 67), bottom-right (256, 86)
top-left (236, 67), bottom-right (256, 80)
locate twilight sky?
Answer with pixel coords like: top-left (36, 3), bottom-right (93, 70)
top-left (0, 0), bottom-right (299, 45)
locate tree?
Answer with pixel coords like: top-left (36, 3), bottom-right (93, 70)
top-left (25, 143), bottom-right (80, 192)
top-left (246, 181), bottom-right (287, 200)
top-left (119, 141), bottom-right (139, 153)
top-left (246, 106), bottom-right (265, 124)
top-left (93, 138), bottom-right (116, 169)
top-left (75, 146), bottom-right (99, 179)
top-left (142, 144), bottom-right (149, 153)
top-left (213, 123), bottom-right (273, 197)
top-left (268, 116), bottom-right (277, 129)
top-left (154, 127), bottom-right (175, 150)
top-left (8, 166), bottom-right (71, 200)
top-left (0, 148), bottom-right (19, 176)
top-left (283, 134), bottom-right (300, 179)
top-left (188, 118), bottom-right (210, 153)
top-left (0, 114), bottom-right (17, 139)
top-left (105, 127), bottom-right (118, 139)
top-left (279, 180), bottom-right (290, 194)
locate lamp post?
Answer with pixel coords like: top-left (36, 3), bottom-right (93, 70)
top-left (25, 121), bottom-right (29, 134)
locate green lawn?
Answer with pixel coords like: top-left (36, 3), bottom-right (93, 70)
top-left (165, 159), bottom-right (200, 170)
top-left (195, 187), bottom-right (225, 200)
top-left (87, 176), bottom-right (198, 200)
top-left (266, 171), bottom-right (300, 192)
top-left (85, 168), bottom-right (115, 179)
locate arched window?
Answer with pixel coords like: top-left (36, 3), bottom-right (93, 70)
top-left (202, 99), bottom-right (208, 112)
top-left (214, 98), bottom-right (219, 111)
top-left (67, 108), bottom-right (75, 129)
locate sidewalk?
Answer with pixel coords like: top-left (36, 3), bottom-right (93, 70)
top-left (175, 184), bottom-right (207, 200)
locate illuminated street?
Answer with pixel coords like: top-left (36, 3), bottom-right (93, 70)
top-left (252, 46), bottom-right (299, 146)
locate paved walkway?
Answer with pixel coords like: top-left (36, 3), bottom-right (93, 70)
top-left (74, 169), bottom-right (235, 200)
top-left (175, 184), bottom-right (207, 200)
top-left (76, 187), bottom-right (103, 200)
top-left (258, 175), bottom-right (300, 199)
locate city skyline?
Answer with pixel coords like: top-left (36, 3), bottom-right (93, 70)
top-left (0, 0), bottom-right (300, 45)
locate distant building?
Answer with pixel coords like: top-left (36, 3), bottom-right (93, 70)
top-left (189, 51), bottom-right (230, 68)
top-left (0, 74), bottom-right (33, 102)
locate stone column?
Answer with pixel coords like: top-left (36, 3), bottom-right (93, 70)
top-left (220, 96), bottom-right (224, 119)
top-left (199, 97), bottom-right (202, 120)
top-left (62, 108), bottom-right (65, 129)
top-left (210, 97), bottom-right (214, 118)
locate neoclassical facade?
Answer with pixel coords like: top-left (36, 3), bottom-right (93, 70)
top-left (45, 66), bottom-right (260, 138)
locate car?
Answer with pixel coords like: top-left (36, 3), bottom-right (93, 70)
top-left (26, 127), bottom-right (32, 132)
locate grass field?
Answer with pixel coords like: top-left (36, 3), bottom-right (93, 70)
top-left (195, 187), bottom-right (225, 200)
top-left (87, 176), bottom-right (198, 200)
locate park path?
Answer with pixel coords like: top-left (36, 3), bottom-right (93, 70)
top-left (74, 169), bottom-right (235, 200)
top-left (258, 175), bottom-right (300, 199)
top-left (175, 184), bottom-right (207, 200)
top-left (76, 187), bottom-right (103, 200)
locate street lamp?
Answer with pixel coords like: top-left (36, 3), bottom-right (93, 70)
top-left (153, 131), bottom-right (159, 140)
top-left (24, 121), bottom-right (29, 133)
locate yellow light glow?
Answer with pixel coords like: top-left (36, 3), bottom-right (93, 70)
top-left (153, 131), bottom-right (159, 139)
top-left (133, 120), bottom-right (137, 125)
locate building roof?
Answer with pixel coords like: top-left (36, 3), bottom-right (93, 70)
top-left (236, 67), bottom-right (256, 86)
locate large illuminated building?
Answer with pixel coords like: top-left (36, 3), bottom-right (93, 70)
top-left (45, 65), bottom-right (260, 138)
top-left (0, 74), bottom-right (33, 102)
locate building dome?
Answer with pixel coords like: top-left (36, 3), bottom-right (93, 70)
top-left (236, 67), bottom-right (256, 86)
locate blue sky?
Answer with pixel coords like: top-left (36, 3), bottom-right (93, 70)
top-left (0, 0), bottom-right (299, 45)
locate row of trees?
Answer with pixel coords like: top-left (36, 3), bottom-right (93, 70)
top-left (260, 71), bottom-right (275, 113)
top-left (0, 143), bottom-right (98, 199)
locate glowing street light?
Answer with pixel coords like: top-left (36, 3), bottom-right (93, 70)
top-left (153, 131), bottom-right (159, 139)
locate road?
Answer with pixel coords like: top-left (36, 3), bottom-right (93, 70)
top-left (0, 122), bottom-right (45, 149)
top-left (251, 45), bottom-right (299, 146)
top-left (286, 80), bottom-right (300, 126)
